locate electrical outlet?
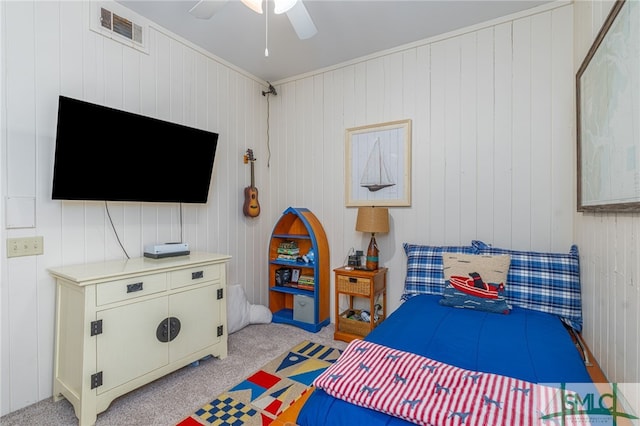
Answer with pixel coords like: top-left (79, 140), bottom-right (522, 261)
top-left (6, 236), bottom-right (44, 258)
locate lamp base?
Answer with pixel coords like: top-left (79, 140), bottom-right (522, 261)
top-left (366, 234), bottom-right (379, 270)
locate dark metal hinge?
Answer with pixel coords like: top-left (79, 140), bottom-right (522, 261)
top-left (217, 288), bottom-right (224, 300)
top-left (217, 325), bottom-right (224, 337)
top-left (91, 372), bottom-right (103, 389)
top-left (90, 320), bottom-right (103, 336)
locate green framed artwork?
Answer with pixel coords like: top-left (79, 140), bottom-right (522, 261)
top-left (577, 0), bottom-right (640, 212)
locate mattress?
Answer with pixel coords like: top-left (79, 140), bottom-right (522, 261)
top-left (297, 294), bottom-right (592, 426)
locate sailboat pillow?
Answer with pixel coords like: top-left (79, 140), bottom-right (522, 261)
top-left (439, 253), bottom-right (512, 314)
top-left (442, 253), bottom-right (511, 284)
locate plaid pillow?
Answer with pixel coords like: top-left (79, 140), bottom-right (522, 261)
top-left (471, 240), bottom-right (582, 331)
top-left (401, 243), bottom-right (478, 301)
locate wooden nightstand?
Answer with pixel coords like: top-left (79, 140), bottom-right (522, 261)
top-left (333, 267), bottom-right (387, 342)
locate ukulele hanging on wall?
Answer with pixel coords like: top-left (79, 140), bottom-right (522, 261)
top-left (243, 149), bottom-right (261, 218)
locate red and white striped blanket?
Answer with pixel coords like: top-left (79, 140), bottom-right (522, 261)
top-left (312, 340), bottom-right (579, 426)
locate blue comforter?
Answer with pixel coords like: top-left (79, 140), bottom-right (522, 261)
top-left (297, 294), bottom-right (592, 426)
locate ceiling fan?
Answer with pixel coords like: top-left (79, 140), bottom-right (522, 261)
top-left (189, 0), bottom-right (317, 40)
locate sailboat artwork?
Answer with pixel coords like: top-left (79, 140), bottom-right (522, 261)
top-left (345, 119), bottom-right (411, 207)
top-left (361, 137), bottom-right (395, 192)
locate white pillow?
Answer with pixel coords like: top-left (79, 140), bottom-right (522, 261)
top-left (227, 284), bottom-right (272, 334)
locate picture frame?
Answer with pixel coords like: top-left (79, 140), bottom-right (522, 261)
top-left (291, 268), bottom-right (300, 283)
top-left (576, 0), bottom-right (640, 212)
top-left (275, 267), bottom-right (292, 286)
top-left (345, 119), bottom-right (412, 207)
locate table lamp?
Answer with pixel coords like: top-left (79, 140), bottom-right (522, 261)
top-left (355, 206), bottom-right (390, 270)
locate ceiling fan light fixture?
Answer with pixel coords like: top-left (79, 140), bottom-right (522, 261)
top-left (241, 0), bottom-right (263, 14)
top-left (274, 0), bottom-right (297, 14)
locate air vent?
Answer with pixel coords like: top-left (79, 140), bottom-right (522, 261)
top-left (101, 7), bottom-right (143, 44)
top-left (90, 2), bottom-right (148, 54)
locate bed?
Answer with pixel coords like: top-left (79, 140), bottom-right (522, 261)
top-left (274, 240), bottom-right (606, 426)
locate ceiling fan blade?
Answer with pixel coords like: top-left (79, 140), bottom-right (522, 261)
top-left (286, 1), bottom-right (317, 40)
top-left (188, 0), bottom-right (228, 19)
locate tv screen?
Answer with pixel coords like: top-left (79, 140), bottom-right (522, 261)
top-left (52, 96), bottom-right (219, 203)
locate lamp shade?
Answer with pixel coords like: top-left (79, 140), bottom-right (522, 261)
top-left (355, 207), bottom-right (389, 234)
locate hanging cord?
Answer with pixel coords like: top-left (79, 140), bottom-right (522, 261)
top-left (266, 93), bottom-right (272, 167)
top-left (263, 1), bottom-right (273, 165)
top-left (262, 83), bottom-right (276, 167)
top-left (105, 201), bottom-right (130, 259)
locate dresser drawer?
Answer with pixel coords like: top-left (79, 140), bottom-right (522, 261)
top-left (169, 264), bottom-right (221, 289)
top-left (96, 273), bottom-right (167, 306)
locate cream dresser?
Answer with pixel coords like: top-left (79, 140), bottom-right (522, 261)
top-left (49, 252), bottom-right (231, 425)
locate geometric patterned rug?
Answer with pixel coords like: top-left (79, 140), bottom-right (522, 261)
top-left (176, 341), bottom-right (343, 426)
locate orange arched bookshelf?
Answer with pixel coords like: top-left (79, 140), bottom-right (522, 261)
top-left (268, 207), bottom-right (330, 332)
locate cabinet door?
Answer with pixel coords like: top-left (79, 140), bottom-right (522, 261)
top-left (96, 297), bottom-right (169, 394)
top-left (168, 284), bottom-right (221, 362)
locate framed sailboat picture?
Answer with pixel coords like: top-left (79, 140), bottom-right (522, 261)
top-left (345, 119), bottom-right (411, 207)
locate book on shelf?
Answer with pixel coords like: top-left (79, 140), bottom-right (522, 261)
top-left (278, 240), bottom-right (298, 249)
top-left (277, 254), bottom-right (298, 261)
top-left (298, 275), bottom-right (315, 285)
top-left (297, 279), bottom-right (314, 290)
top-left (277, 247), bottom-right (300, 255)
top-left (298, 282), bottom-right (315, 288)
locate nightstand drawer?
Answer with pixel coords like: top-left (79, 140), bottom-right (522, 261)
top-left (336, 275), bottom-right (371, 296)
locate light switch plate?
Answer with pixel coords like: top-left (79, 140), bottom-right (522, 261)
top-left (7, 236), bottom-right (44, 257)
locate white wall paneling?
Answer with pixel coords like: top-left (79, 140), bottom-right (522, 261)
top-left (474, 28), bottom-right (496, 244)
top-left (0, 0), bottom-right (270, 414)
top-left (4, 0), bottom-right (635, 418)
top-left (550, 5), bottom-right (574, 251)
top-left (270, 3), bottom-right (577, 326)
top-left (492, 22), bottom-right (514, 248)
top-left (574, 0), bottom-right (639, 416)
top-left (0, 0), bottom-right (5, 416)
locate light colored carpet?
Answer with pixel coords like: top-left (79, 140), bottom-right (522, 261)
top-left (0, 323), bottom-right (347, 426)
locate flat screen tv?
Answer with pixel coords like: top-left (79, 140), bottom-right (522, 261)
top-left (52, 96), bottom-right (219, 203)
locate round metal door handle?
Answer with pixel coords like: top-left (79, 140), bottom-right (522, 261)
top-left (156, 317), bottom-right (181, 343)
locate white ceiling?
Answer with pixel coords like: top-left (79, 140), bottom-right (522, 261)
top-left (117, 0), bottom-right (552, 83)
